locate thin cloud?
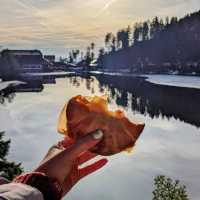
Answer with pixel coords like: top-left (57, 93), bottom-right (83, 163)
top-left (15, 0), bottom-right (37, 10)
top-left (95, 0), bottom-right (118, 18)
top-left (0, 0), bottom-right (199, 56)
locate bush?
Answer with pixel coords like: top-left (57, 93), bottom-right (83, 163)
top-left (0, 131), bottom-right (23, 180)
top-left (153, 175), bottom-right (189, 200)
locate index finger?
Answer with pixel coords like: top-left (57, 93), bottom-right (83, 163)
top-left (68, 130), bottom-right (103, 159)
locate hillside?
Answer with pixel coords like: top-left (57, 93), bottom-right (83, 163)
top-left (98, 10), bottom-right (200, 74)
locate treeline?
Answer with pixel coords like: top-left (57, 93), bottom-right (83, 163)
top-left (97, 10), bottom-right (200, 74)
top-left (102, 16), bottom-right (179, 51)
top-left (60, 42), bottom-right (96, 68)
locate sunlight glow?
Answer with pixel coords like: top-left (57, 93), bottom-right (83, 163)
top-left (95, 0), bottom-right (119, 17)
top-left (0, 0), bottom-right (198, 56)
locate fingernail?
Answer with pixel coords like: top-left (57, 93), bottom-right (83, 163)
top-left (92, 129), bottom-right (103, 140)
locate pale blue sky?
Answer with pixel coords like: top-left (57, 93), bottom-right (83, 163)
top-left (0, 0), bottom-right (199, 56)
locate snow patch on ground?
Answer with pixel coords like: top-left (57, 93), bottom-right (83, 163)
top-left (145, 75), bottom-right (200, 89)
top-left (0, 81), bottom-right (26, 91)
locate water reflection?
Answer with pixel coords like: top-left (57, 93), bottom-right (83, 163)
top-left (3, 73), bottom-right (200, 128)
top-left (0, 88), bottom-right (16, 104)
top-left (0, 73), bottom-right (72, 103)
top-left (2, 75), bottom-right (200, 200)
top-left (69, 74), bottom-right (200, 128)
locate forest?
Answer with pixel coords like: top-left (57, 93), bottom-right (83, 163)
top-left (97, 10), bottom-right (200, 74)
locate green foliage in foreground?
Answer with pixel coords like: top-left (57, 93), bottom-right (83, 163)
top-left (0, 132), bottom-right (23, 180)
top-left (153, 175), bottom-right (189, 200)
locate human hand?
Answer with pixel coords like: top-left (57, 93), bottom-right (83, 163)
top-left (35, 130), bottom-right (108, 196)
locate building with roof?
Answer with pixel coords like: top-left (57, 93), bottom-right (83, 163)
top-left (1, 49), bottom-right (44, 75)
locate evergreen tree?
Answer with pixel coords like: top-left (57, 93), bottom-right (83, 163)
top-left (97, 48), bottom-right (105, 68)
top-left (90, 42), bottom-right (95, 61)
top-left (142, 21), bottom-right (149, 41)
top-left (117, 26), bottom-right (131, 49)
top-left (0, 88), bottom-right (16, 105)
top-left (67, 49), bottom-right (80, 63)
top-left (68, 52), bottom-right (74, 63)
top-left (133, 23), bottom-right (140, 43)
top-left (91, 42), bottom-right (95, 50)
top-left (72, 49), bottom-right (80, 63)
top-left (105, 33), bottom-right (113, 52)
top-left (150, 16), bottom-right (159, 38)
top-left (85, 46), bottom-right (92, 68)
top-left (170, 17), bottom-right (178, 25)
top-left (0, 131), bottom-right (23, 180)
top-left (153, 176), bottom-right (189, 200)
top-left (111, 36), bottom-right (117, 52)
top-left (98, 10), bottom-right (200, 73)
top-left (165, 16), bottom-right (170, 26)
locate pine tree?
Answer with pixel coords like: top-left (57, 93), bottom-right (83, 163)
top-left (133, 23), bottom-right (141, 43)
top-left (117, 27), bottom-right (130, 49)
top-left (111, 36), bottom-right (117, 52)
top-left (105, 33), bottom-right (113, 52)
top-left (97, 48), bottom-right (105, 68)
top-left (0, 131), bottom-right (23, 180)
top-left (142, 21), bottom-right (149, 41)
top-left (153, 175), bottom-right (189, 200)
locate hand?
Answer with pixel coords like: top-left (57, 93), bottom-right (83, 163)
top-left (35, 130), bottom-right (108, 196)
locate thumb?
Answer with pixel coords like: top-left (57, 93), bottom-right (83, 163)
top-left (68, 130), bottom-right (104, 159)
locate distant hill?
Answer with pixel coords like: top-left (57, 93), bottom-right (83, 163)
top-left (98, 10), bottom-right (200, 75)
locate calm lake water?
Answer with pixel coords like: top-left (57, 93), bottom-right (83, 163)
top-left (0, 74), bottom-right (200, 200)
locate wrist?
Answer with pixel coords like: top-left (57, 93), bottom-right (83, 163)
top-left (13, 172), bottom-right (63, 200)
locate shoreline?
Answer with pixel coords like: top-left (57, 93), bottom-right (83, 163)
top-left (1, 71), bottom-right (200, 93)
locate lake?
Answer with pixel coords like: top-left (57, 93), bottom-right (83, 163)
top-left (0, 74), bottom-right (200, 200)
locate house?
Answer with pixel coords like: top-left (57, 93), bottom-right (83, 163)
top-left (1, 49), bottom-right (44, 74)
top-left (0, 55), bottom-right (3, 79)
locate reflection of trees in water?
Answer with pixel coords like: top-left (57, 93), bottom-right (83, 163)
top-left (0, 88), bottom-right (16, 104)
top-left (69, 76), bottom-right (96, 94)
top-left (96, 75), bottom-right (200, 128)
top-left (99, 83), bottom-right (105, 93)
top-left (69, 74), bottom-right (200, 128)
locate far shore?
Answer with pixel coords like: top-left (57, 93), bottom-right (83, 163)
top-left (1, 70), bottom-right (200, 93)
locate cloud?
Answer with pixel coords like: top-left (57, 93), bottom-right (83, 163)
top-left (2, 77), bottom-right (200, 200)
top-left (0, 0), bottom-right (199, 56)
top-left (94, 0), bottom-right (119, 17)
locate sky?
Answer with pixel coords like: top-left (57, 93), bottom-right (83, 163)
top-left (0, 0), bottom-right (199, 57)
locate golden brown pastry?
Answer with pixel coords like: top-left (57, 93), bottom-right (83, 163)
top-left (57, 95), bottom-right (145, 156)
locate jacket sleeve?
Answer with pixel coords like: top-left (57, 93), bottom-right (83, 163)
top-left (0, 180), bottom-right (44, 200)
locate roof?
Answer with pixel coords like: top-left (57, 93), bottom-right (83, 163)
top-left (1, 49), bottom-right (42, 56)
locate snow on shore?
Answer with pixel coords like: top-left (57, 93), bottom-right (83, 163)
top-left (0, 81), bottom-right (26, 91)
top-left (144, 75), bottom-right (200, 89)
